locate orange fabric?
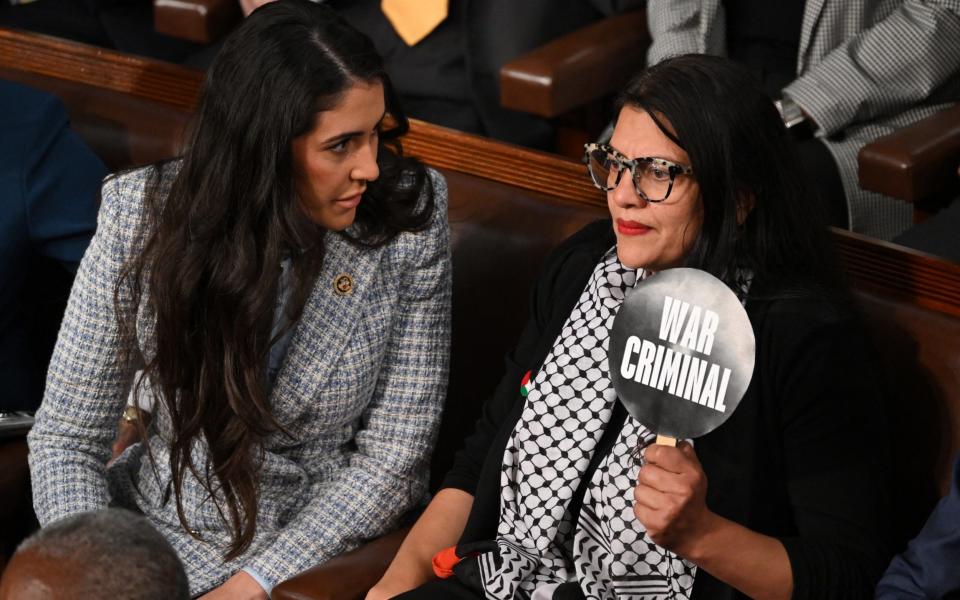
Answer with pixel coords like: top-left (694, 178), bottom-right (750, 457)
top-left (381, 0), bottom-right (448, 46)
top-left (432, 545), bottom-right (461, 579)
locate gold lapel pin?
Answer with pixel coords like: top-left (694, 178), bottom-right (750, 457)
top-left (333, 273), bottom-right (354, 296)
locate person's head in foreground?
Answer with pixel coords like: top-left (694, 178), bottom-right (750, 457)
top-left (0, 509), bottom-right (188, 600)
top-left (123, 0), bottom-right (434, 561)
top-left (587, 53), bottom-right (840, 293)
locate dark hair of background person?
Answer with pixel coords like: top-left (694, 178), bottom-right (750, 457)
top-left (8, 509), bottom-right (189, 600)
top-left (115, 0), bottom-right (435, 560)
top-left (616, 54), bottom-right (845, 299)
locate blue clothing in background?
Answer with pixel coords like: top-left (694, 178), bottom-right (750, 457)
top-left (0, 80), bottom-right (105, 412)
top-left (877, 456), bottom-right (960, 599)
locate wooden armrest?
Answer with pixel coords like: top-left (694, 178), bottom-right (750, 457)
top-left (0, 438), bottom-right (35, 564)
top-left (858, 104), bottom-right (960, 203)
top-left (499, 10), bottom-right (650, 119)
top-left (154, 0), bottom-right (241, 44)
top-left (272, 525), bottom-right (412, 600)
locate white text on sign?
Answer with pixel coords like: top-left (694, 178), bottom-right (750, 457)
top-left (619, 295), bottom-right (731, 412)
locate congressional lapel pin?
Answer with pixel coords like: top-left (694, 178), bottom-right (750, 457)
top-left (333, 273), bottom-right (354, 296)
top-left (608, 268), bottom-right (755, 446)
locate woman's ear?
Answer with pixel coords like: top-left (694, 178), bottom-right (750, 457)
top-left (736, 191), bottom-right (755, 226)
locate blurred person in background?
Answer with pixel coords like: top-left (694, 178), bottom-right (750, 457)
top-left (645, 0), bottom-right (960, 241)
top-left (0, 79), bottom-right (104, 414)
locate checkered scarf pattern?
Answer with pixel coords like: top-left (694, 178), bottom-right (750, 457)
top-left (478, 248), bottom-right (696, 600)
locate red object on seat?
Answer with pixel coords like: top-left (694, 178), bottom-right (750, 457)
top-left (432, 545), bottom-right (461, 579)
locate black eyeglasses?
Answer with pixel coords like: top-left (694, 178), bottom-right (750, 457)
top-left (583, 142), bottom-right (694, 202)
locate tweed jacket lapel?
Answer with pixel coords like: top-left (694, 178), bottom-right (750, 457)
top-left (796, 0), bottom-right (827, 74)
top-left (268, 230), bottom-right (385, 432)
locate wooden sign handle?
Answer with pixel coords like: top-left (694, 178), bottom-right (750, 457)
top-left (655, 435), bottom-right (677, 446)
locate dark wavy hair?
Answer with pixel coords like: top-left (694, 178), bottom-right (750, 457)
top-left (616, 54), bottom-right (844, 298)
top-left (116, 0), bottom-right (434, 560)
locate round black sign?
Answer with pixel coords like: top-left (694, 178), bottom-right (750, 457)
top-left (608, 268), bottom-right (755, 439)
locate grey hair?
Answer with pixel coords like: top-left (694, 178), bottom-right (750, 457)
top-left (17, 509), bottom-right (189, 600)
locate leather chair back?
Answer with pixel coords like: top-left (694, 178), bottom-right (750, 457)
top-left (437, 169), bottom-right (605, 487)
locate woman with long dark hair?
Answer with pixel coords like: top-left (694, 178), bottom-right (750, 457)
top-left (369, 55), bottom-right (892, 600)
top-left (28, 2), bottom-right (451, 598)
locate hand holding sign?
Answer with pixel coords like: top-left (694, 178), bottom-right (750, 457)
top-left (633, 441), bottom-right (711, 554)
top-left (609, 268), bottom-right (755, 445)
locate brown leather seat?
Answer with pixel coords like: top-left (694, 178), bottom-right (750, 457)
top-left (858, 293), bottom-right (960, 541)
top-left (858, 104), bottom-right (960, 211)
top-left (437, 170), bottom-right (605, 486)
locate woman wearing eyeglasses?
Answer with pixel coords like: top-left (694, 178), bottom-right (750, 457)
top-left (368, 54), bottom-right (893, 600)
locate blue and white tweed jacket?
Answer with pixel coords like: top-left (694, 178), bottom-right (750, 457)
top-left (28, 165), bottom-right (452, 594)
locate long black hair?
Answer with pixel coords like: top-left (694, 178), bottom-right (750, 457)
top-left (617, 54), bottom-right (844, 298)
top-left (117, 0), bottom-right (433, 560)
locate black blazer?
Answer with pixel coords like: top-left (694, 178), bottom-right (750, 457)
top-left (442, 220), bottom-right (894, 600)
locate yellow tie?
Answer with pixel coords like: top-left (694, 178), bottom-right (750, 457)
top-left (381, 0), bottom-right (449, 46)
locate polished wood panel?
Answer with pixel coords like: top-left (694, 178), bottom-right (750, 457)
top-left (403, 121), bottom-right (605, 208)
top-left (835, 229), bottom-right (960, 317)
top-left (0, 28), bottom-right (203, 111)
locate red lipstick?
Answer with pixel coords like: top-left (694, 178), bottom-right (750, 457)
top-left (616, 218), bottom-right (652, 236)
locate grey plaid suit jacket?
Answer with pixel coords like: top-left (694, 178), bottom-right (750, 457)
top-left (646, 0), bottom-right (960, 240)
top-left (28, 165), bottom-right (452, 594)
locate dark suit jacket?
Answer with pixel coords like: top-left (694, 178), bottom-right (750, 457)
top-left (877, 455), bottom-right (960, 599)
top-left (333, 0), bottom-right (643, 148)
top-left (441, 220), bottom-right (895, 600)
top-left (0, 80), bottom-right (105, 412)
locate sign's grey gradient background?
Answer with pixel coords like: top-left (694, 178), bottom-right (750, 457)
top-left (609, 268), bottom-right (756, 439)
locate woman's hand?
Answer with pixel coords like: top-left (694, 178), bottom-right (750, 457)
top-left (109, 420), bottom-right (139, 463)
top-left (633, 441), bottom-right (716, 557)
top-left (366, 489), bottom-right (474, 600)
top-left (198, 571), bottom-right (268, 600)
top-left (633, 442), bottom-right (792, 600)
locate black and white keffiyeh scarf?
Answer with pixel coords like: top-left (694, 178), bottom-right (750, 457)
top-left (478, 248), bottom-right (697, 600)
top-left (573, 418), bottom-right (696, 599)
